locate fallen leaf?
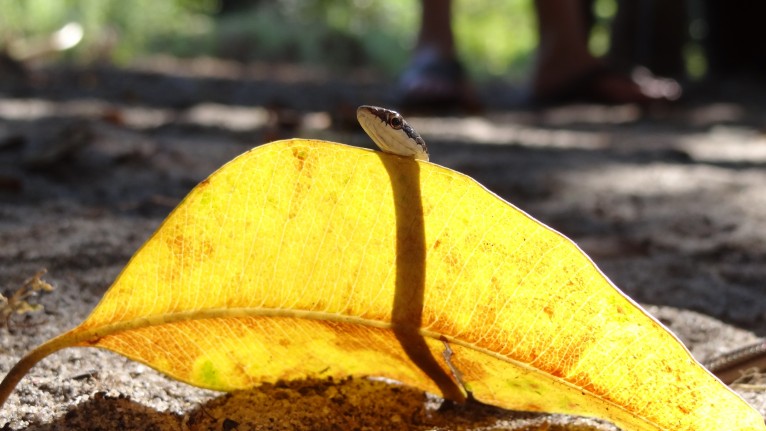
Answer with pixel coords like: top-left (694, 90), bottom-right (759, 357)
top-left (1, 139), bottom-right (763, 431)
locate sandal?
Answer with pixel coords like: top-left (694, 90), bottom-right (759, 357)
top-left (397, 53), bottom-right (482, 113)
top-left (530, 65), bottom-right (681, 106)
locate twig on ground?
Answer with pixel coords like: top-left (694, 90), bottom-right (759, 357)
top-left (1, 269), bottom-right (54, 331)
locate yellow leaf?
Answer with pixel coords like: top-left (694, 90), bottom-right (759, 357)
top-left (1, 139), bottom-right (763, 431)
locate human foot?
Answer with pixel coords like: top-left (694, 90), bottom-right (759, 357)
top-left (398, 51), bottom-right (481, 112)
top-left (531, 64), bottom-right (682, 105)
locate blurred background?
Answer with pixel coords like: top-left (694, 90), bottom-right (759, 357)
top-left (1, 0), bottom-right (540, 78)
top-left (2, 0), bottom-right (765, 80)
top-left (2, 0), bottom-right (765, 111)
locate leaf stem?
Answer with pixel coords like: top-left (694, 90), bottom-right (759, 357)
top-left (0, 334), bottom-right (71, 408)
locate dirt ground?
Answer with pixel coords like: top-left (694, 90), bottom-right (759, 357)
top-left (1, 59), bottom-right (766, 430)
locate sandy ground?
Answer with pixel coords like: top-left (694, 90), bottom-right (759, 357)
top-left (1, 61), bottom-right (766, 430)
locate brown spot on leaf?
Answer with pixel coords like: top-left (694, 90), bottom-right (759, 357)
top-left (292, 147), bottom-right (308, 172)
top-left (167, 234), bottom-right (216, 276)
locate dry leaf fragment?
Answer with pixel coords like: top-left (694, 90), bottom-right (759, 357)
top-left (1, 269), bottom-right (54, 329)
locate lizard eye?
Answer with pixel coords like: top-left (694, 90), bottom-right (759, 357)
top-left (388, 114), bottom-right (403, 130)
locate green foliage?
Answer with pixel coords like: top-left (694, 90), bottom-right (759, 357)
top-left (0, 0), bottom-right (543, 79)
top-left (684, 42), bottom-right (707, 79)
top-left (454, 0), bottom-right (536, 79)
top-left (208, 1), bottom-right (416, 75)
top-left (0, 0), bottom-right (214, 64)
top-left (589, 0), bottom-right (617, 56)
top-left (209, 0), bottom-right (539, 79)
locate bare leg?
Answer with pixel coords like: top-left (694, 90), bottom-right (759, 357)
top-left (399, 0), bottom-right (479, 111)
top-left (532, 0), bottom-right (600, 95)
top-left (415, 0), bottom-right (456, 59)
top-left (531, 0), bottom-right (681, 103)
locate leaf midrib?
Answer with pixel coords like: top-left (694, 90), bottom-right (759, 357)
top-left (65, 307), bottom-right (657, 431)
